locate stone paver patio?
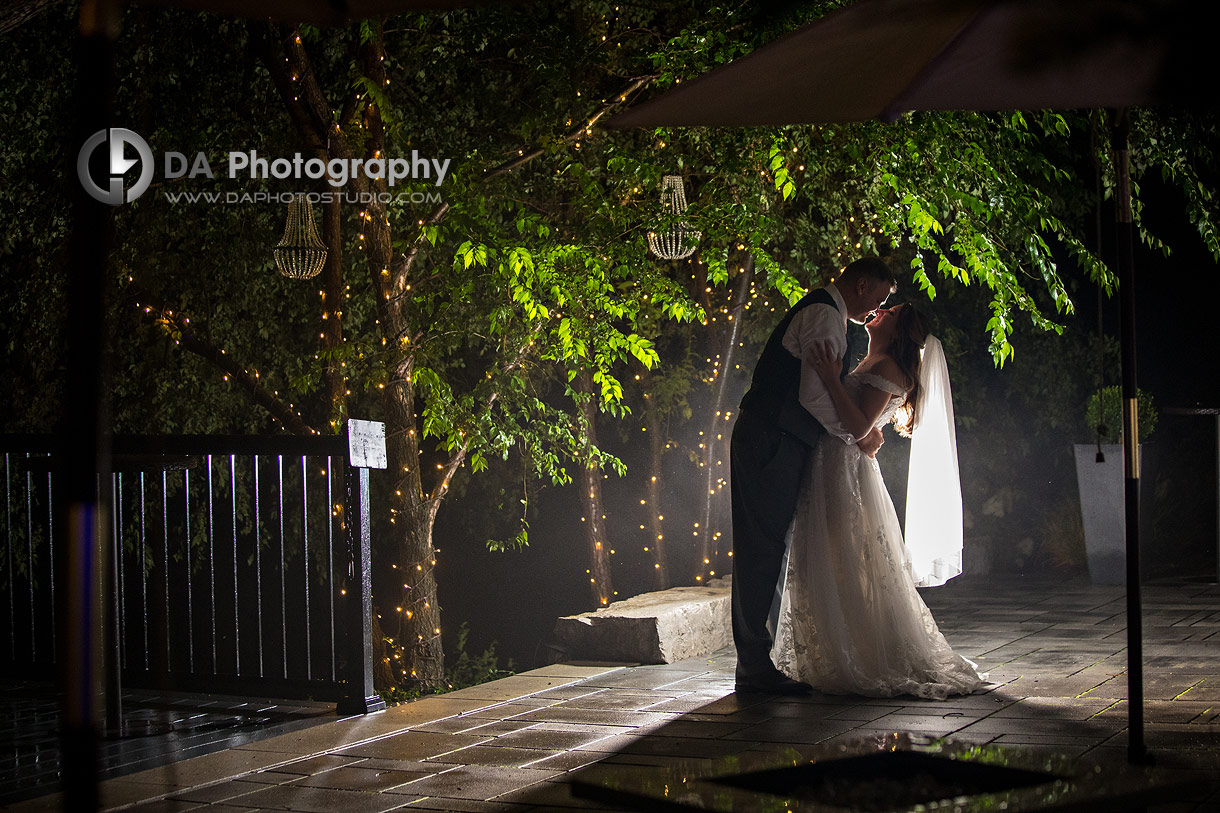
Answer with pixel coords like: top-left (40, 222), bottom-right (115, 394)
top-left (6, 575), bottom-right (1219, 812)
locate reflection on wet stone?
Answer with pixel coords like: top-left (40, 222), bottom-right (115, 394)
top-left (572, 732), bottom-right (1205, 812)
top-left (715, 750), bottom-right (1055, 810)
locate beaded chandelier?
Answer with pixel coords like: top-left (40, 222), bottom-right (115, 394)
top-left (647, 175), bottom-right (701, 261)
top-left (274, 194), bottom-right (327, 279)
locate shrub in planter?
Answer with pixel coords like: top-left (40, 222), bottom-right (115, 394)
top-left (1075, 385), bottom-right (1158, 584)
top-left (1085, 385), bottom-right (1157, 444)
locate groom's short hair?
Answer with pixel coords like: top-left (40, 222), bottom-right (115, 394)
top-left (838, 257), bottom-right (896, 289)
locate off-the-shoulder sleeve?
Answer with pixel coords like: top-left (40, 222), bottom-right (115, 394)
top-left (855, 371), bottom-right (907, 397)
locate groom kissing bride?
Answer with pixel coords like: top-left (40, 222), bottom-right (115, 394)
top-left (730, 257), bottom-right (984, 699)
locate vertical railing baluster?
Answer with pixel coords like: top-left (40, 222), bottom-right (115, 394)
top-left (277, 455), bottom-right (286, 679)
top-left (26, 459), bottom-right (35, 663)
top-left (301, 454), bottom-right (310, 681)
top-left (254, 455), bottom-right (263, 678)
top-left (326, 456), bottom-right (336, 683)
top-left (104, 466), bottom-right (123, 731)
top-left (5, 454), bottom-right (13, 663)
top-left (114, 472), bottom-right (125, 668)
top-left (162, 470), bottom-right (171, 672)
top-left (207, 455), bottom-right (216, 674)
top-left (45, 468), bottom-right (54, 662)
top-left (139, 472), bottom-right (148, 670)
top-left (184, 468), bottom-right (194, 672)
top-left (230, 455), bottom-right (239, 676)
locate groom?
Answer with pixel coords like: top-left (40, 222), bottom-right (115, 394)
top-left (729, 257), bottom-right (896, 693)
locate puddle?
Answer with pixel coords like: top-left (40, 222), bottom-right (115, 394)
top-left (572, 731), bottom-right (1198, 811)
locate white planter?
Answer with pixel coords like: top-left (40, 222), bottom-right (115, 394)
top-left (1073, 443), bottom-right (1140, 585)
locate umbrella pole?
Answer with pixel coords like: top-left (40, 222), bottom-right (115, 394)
top-left (1112, 108), bottom-right (1149, 765)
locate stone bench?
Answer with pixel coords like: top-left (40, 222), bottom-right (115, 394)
top-left (550, 577), bottom-right (732, 664)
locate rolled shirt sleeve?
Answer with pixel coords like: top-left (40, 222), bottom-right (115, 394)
top-left (780, 303), bottom-right (854, 442)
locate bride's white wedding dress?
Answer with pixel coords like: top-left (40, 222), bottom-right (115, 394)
top-left (771, 371), bottom-right (984, 699)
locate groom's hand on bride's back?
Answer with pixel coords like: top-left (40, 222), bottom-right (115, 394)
top-left (859, 428), bottom-right (884, 458)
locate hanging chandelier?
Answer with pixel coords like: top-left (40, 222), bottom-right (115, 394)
top-left (274, 193), bottom-right (327, 280)
top-left (647, 175), bottom-right (701, 261)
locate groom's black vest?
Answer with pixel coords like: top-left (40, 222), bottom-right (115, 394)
top-left (738, 287), bottom-right (845, 449)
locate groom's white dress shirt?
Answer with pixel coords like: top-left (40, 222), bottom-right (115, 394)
top-left (780, 281), bottom-right (855, 443)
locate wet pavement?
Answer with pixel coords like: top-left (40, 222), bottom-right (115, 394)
top-left (3, 574), bottom-right (1218, 811)
top-left (0, 686), bottom-right (334, 806)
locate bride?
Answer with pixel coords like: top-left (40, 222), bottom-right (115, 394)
top-left (771, 304), bottom-right (985, 699)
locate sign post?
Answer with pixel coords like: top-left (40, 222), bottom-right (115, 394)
top-left (337, 419), bottom-right (388, 715)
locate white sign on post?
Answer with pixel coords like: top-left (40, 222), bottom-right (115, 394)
top-left (347, 419), bottom-right (388, 469)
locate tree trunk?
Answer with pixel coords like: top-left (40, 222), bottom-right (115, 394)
top-left (320, 192), bottom-right (346, 431)
top-left (381, 372), bottom-right (445, 687)
top-left (356, 23), bottom-right (445, 688)
top-left (577, 369), bottom-right (614, 607)
top-left (696, 256), bottom-right (754, 583)
top-left (641, 370), bottom-right (670, 590)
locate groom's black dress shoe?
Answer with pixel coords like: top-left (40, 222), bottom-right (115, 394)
top-left (734, 673), bottom-right (813, 695)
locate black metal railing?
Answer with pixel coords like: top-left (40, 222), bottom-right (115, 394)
top-left (1, 434), bottom-right (383, 712)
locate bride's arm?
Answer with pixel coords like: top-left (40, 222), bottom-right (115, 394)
top-left (806, 344), bottom-right (899, 441)
top-left (859, 427), bottom-right (884, 457)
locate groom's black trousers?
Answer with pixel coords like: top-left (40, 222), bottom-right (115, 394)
top-left (729, 408), bottom-right (811, 679)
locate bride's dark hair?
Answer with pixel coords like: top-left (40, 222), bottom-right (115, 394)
top-left (891, 305), bottom-right (930, 437)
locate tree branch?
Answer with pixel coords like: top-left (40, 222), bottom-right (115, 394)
top-left (125, 280), bottom-right (320, 436)
top-left (0, 0), bottom-right (63, 35)
top-left (392, 73), bottom-right (660, 282)
top-left (427, 444), bottom-right (466, 526)
top-left (421, 317), bottom-right (544, 515)
top-left (485, 74), bottom-right (658, 183)
top-left (254, 24), bottom-right (329, 157)
top-left (255, 23), bottom-right (373, 198)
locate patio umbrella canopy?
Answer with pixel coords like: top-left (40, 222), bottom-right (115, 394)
top-left (609, 0), bottom-right (1219, 765)
top-left (610, 0), bottom-right (1215, 128)
top-left (143, 0), bottom-right (493, 25)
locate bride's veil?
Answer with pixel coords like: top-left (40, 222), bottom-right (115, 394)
top-left (904, 335), bottom-right (964, 587)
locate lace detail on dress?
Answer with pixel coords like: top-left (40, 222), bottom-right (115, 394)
top-left (770, 369), bottom-right (985, 700)
top-left (853, 371), bottom-right (907, 398)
